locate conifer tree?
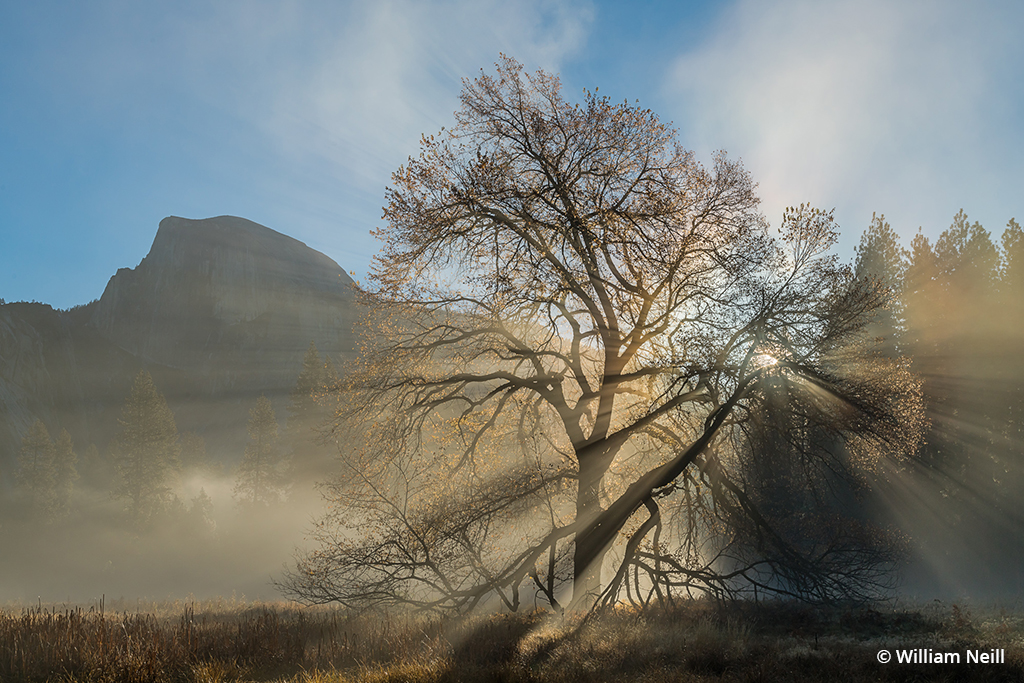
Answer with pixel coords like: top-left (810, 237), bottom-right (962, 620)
top-left (52, 428), bottom-right (78, 518)
top-left (903, 213), bottom-right (1004, 499)
top-left (286, 342), bottom-right (337, 480)
top-left (902, 230), bottom-right (940, 360)
top-left (16, 420), bottom-right (56, 517)
top-left (854, 213), bottom-right (909, 356)
top-left (235, 395), bottom-right (286, 506)
top-left (111, 371), bottom-right (181, 524)
top-left (288, 342), bottom-right (324, 424)
top-left (934, 210), bottom-right (999, 301)
top-left (1001, 218), bottom-right (1023, 301)
top-left (188, 487), bottom-right (216, 533)
top-left (998, 218), bottom-right (1024, 498)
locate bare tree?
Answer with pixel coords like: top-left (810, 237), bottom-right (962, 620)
top-left (284, 57), bottom-right (925, 612)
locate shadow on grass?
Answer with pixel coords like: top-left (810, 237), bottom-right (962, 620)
top-left (3, 599), bottom-right (1024, 682)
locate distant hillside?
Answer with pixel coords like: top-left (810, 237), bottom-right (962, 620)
top-left (0, 216), bottom-right (361, 480)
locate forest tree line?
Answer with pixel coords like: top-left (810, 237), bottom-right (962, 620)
top-left (1, 342), bottom-right (339, 532)
top-left (281, 202), bottom-right (1024, 610)
top-left (2, 205), bottom-right (1022, 602)
top-left (854, 211), bottom-right (1024, 521)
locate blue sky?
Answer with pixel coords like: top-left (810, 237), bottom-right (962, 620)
top-left (2, 0), bottom-right (1021, 309)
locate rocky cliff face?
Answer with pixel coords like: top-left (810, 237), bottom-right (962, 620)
top-left (0, 216), bottom-right (361, 478)
top-left (91, 216), bottom-right (357, 379)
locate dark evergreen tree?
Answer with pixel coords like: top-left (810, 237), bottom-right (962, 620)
top-left (999, 218), bottom-right (1024, 313)
top-left (235, 395), bottom-right (287, 506)
top-left (16, 420), bottom-right (56, 517)
top-left (935, 212), bottom-right (1000, 472)
top-left (188, 487), bottom-right (216, 534)
top-left (902, 229), bottom-right (939, 355)
top-left (52, 428), bottom-right (78, 518)
top-left (934, 210), bottom-right (999, 304)
top-left (853, 213), bottom-right (909, 357)
top-left (901, 213), bottom-right (1011, 538)
top-left (286, 342), bottom-right (337, 480)
top-left (999, 218), bottom-right (1024, 446)
top-left (111, 371), bottom-right (181, 525)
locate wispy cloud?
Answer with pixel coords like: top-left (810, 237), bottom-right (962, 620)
top-left (0, 0), bottom-right (593, 302)
top-left (258, 0), bottom-right (593, 191)
top-left (664, 0), bottom-right (1023, 246)
top-left (8, 0), bottom-right (1020, 307)
top-left (172, 0), bottom-right (594, 271)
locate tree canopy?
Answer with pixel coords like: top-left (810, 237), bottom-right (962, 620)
top-left (111, 370), bottom-right (180, 525)
top-left (16, 420), bottom-right (56, 517)
top-left (286, 342), bottom-right (340, 481)
top-left (235, 395), bottom-right (287, 506)
top-left (285, 57), bottom-right (925, 612)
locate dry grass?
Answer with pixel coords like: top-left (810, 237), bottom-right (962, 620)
top-left (2, 598), bottom-right (1024, 682)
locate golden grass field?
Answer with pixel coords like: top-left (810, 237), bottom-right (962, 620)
top-left (3, 597), bottom-right (1024, 682)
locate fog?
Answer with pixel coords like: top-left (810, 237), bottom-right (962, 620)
top-left (2, 213), bottom-right (1023, 609)
top-left (0, 440), bottom-right (328, 603)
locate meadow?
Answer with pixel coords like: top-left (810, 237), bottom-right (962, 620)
top-left (3, 597), bottom-right (1024, 682)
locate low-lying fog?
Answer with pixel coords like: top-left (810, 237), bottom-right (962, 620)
top-left (0, 467), bottom-right (324, 603)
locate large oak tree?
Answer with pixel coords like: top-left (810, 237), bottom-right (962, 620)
top-left (286, 58), bottom-right (924, 612)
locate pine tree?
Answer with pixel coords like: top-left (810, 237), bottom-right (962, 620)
top-left (904, 213), bottom-right (1004, 503)
top-left (903, 230), bottom-right (940, 358)
top-left (16, 420), bottom-right (56, 517)
top-left (288, 342), bottom-right (324, 426)
top-left (235, 395), bottom-right (286, 506)
top-left (934, 209), bottom-right (1000, 301)
top-left (998, 218), bottom-right (1024, 503)
top-left (1000, 218), bottom-right (1024, 301)
top-left (286, 342), bottom-right (337, 480)
top-left (52, 428), bottom-right (78, 518)
top-left (188, 487), bottom-right (216, 534)
top-left (854, 213), bottom-right (909, 356)
top-left (111, 371), bottom-right (181, 524)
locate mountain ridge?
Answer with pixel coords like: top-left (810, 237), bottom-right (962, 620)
top-left (0, 216), bottom-right (361, 479)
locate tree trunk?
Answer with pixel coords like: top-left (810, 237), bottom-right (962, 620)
top-left (568, 387), bottom-right (750, 609)
top-left (571, 478), bottom-right (605, 609)
top-left (569, 443), bottom-right (617, 610)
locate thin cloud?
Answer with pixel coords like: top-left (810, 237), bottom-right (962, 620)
top-left (258, 0), bottom-right (593, 188)
top-left (170, 0), bottom-right (594, 271)
top-left (663, 0), bottom-right (1023, 246)
top-left (0, 0), bottom-right (594, 304)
